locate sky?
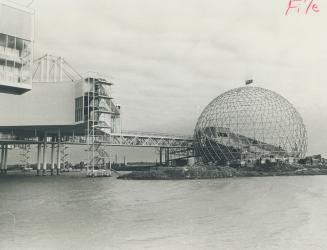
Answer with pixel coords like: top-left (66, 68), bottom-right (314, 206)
top-left (10, 0), bottom-right (327, 157)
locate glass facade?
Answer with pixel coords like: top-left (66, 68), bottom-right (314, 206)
top-left (0, 1), bottom-right (34, 93)
top-left (0, 33), bottom-right (32, 84)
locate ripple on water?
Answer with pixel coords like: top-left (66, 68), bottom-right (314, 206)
top-left (1, 175), bottom-right (327, 250)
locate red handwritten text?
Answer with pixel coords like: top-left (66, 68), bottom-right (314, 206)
top-left (285, 0), bottom-right (320, 15)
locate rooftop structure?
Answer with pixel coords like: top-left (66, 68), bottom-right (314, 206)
top-left (194, 86), bottom-right (307, 163)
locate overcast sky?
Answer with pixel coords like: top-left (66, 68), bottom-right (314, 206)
top-left (13, 0), bottom-right (327, 156)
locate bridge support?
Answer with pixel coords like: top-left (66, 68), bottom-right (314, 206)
top-left (51, 142), bottom-right (55, 176)
top-left (37, 143), bottom-right (41, 176)
top-left (165, 148), bottom-right (170, 166)
top-left (0, 145), bottom-right (4, 174)
top-left (3, 145), bottom-right (8, 174)
top-left (159, 148), bottom-right (162, 165)
top-left (56, 130), bottom-right (61, 175)
top-left (42, 133), bottom-right (47, 176)
top-left (159, 147), bottom-right (170, 166)
top-left (0, 145), bottom-right (8, 174)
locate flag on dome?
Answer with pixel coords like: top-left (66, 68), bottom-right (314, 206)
top-left (245, 79), bottom-right (253, 85)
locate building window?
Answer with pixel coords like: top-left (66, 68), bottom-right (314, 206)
top-left (75, 97), bottom-right (84, 122)
top-left (16, 38), bottom-right (23, 56)
top-left (0, 34), bottom-right (6, 47)
top-left (0, 33), bottom-right (32, 84)
top-left (7, 36), bottom-right (15, 49)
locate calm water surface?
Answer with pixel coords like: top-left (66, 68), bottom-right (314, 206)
top-left (1, 173), bottom-right (327, 250)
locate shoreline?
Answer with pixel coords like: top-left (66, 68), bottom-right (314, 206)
top-left (118, 165), bottom-right (327, 180)
top-left (2, 165), bottom-right (327, 180)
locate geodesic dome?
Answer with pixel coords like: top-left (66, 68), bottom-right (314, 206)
top-left (194, 86), bottom-right (307, 163)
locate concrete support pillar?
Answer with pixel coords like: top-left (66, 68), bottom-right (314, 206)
top-left (42, 134), bottom-right (47, 176)
top-left (37, 143), bottom-right (41, 176)
top-left (3, 145), bottom-right (8, 174)
top-left (51, 143), bottom-right (55, 176)
top-left (165, 148), bottom-right (170, 166)
top-left (56, 130), bottom-right (61, 175)
top-left (0, 145), bottom-right (4, 174)
top-left (159, 148), bottom-right (162, 166)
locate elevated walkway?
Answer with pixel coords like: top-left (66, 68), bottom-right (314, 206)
top-left (0, 130), bottom-right (193, 148)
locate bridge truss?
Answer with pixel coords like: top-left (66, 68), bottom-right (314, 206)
top-left (0, 131), bottom-right (194, 174)
top-left (0, 132), bottom-right (193, 148)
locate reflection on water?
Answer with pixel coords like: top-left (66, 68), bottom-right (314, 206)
top-left (1, 173), bottom-right (327, 250)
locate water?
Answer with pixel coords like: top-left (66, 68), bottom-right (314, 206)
top-left (1, 173), bottom-right (327, 250)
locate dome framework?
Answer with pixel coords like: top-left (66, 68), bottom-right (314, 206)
top-left (194, 86), bottom-right (307, 163)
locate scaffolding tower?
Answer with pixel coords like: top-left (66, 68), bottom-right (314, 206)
top-left (19, 144), bottom-right (31, 169)
top-left (84, 73), bottom-right (121, 177)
